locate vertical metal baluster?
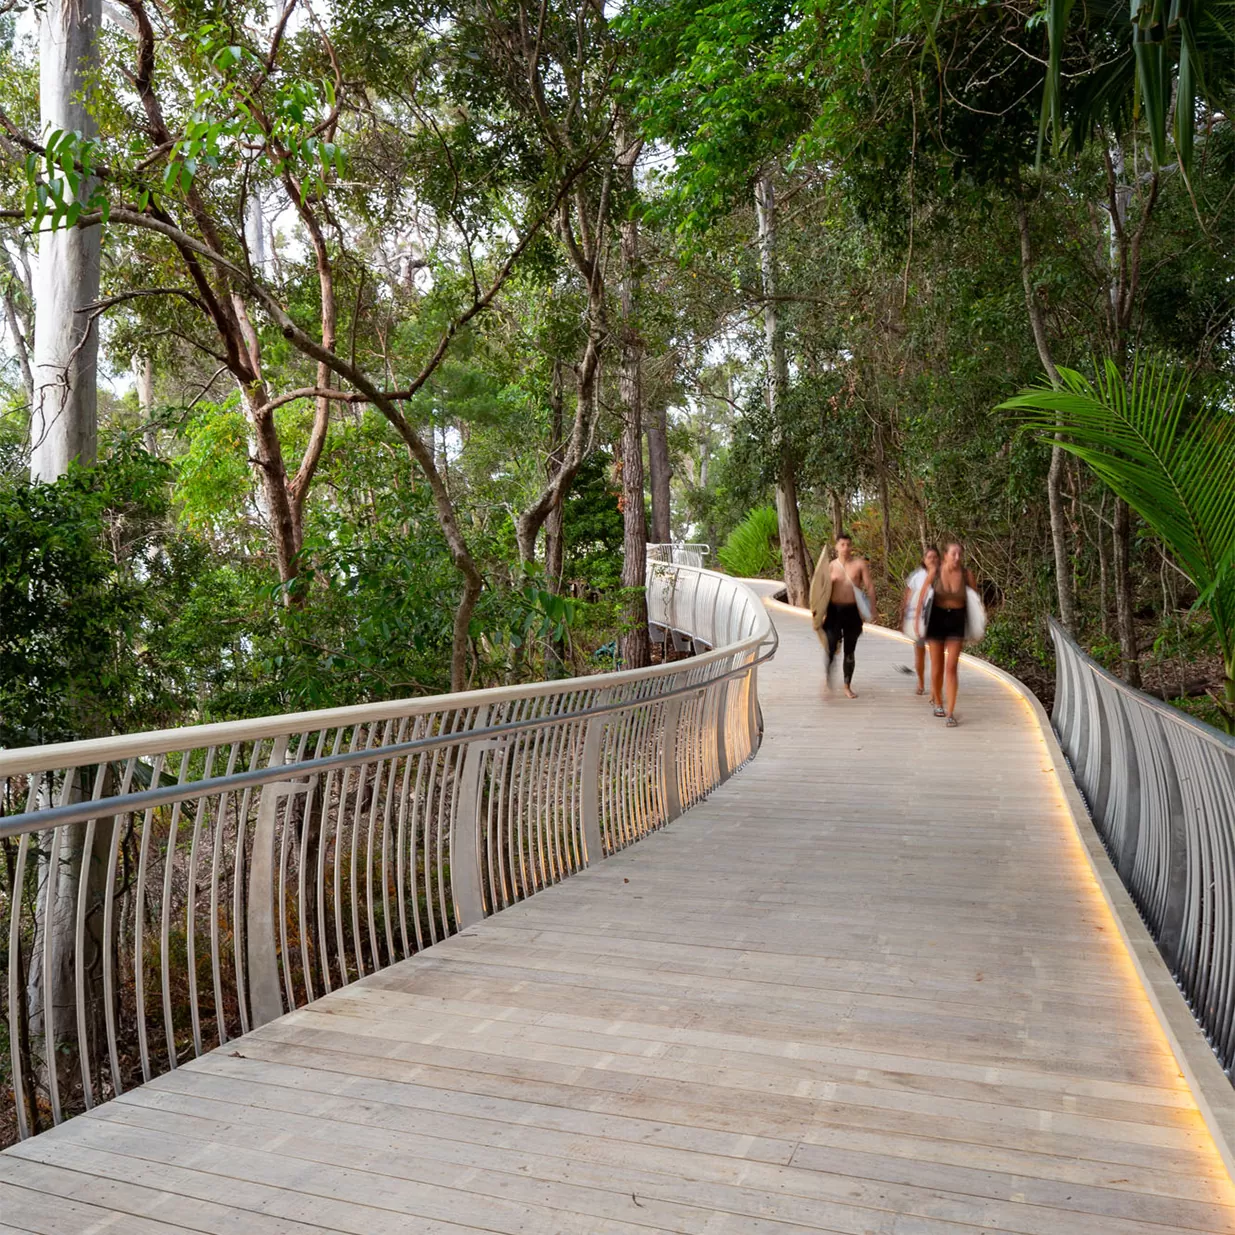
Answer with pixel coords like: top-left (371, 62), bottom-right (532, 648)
top-left (485, 707), bottom-right (506, 909)
top-left (316, 728), bottom-right (345, 993)
top-left (380, 718), bottom-right (410, 967)
top-left (363, 720), bottom-right (394, 972)
top-left (688, 683), bottom-right (704, 807)
top-left (41, 765), bottom-right (80, 1124)
top-left (233, 740), bottom-right (268, 1035)
top-left (210, 742), bottom-right (241, 1045)
top-left (569, 703), bottom-right (589, 868)
top-left (450, 708), bottom-right (490, 928)
top-left (545, 695), bottom-right (567, 882)
top-left (555, 704), bottom-right (576, 875)
top-left (73, 762), bottom-right (110, 1110)
top-left (601, 699), bottom-right (617, 854)
top-left (395, 716), bottom-right (423, 958)
top-left (437, 709), bottom-right (472, 934)
top-left (528, 701), bottom-right (551, 886)
top-left (504, 699), bottom-right (528, 900)
top-left (333, 727), bottom-right (362, 983)
top-left (634, 689), bottom-right (656, 837)
top-left (620, 696), bottom-right (639, 845)
top-left (546, 694), bottom-right (571, 881)
top-left (297, 731), bottom-right (328, 1005)
top-left (7, 774), bottom-right (39, 1141)
top-left (611, 696), bottom-right (631, 850)
top-left (421, 712), bottom-right (452, 943)
top-left (526, 698), bottom-right (548, 887)
top-left (635, 687), bottom-right (654, 836)
top-left (133, 753), bottom-right (164, 1081)
top-left (348, 724), bottom-right (381, 980)
top-left (103, 757), bottom-right (137, 1095)
top-left (159, 751), bottom-right (193, 1070)
top-left (408, 715), bottom-right (435, 948)
top-left (566, 694), bottom-right (587, 868)
top-left (184, 747), bottom-right (216, 1059)
top-left (511, 706), bottom-right (533, 897)
top-left (655, 689), bottom-right (672, 824)
top-left (276, 734), bottom-right (310, 1012)
top-left (646, 685), bottom-right (664, 829)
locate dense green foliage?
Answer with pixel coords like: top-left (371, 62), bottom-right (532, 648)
top-left (716, 506), bottom-right (780, 578)
top-left (1, 0), bottom-right (1233, 738)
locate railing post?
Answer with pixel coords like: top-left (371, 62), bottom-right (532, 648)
top-left (661, 696), bottom-right (683, 822)
top-left (581, 691), bottom-right (612, 864)
top-left (450, 710), bottom-right (491, 929)
top-left (747, 663), bottom-right (761, 754)
top-left (1109, 691), bottom-right (1142, 887)
top-left (1156, 717), bottom-right (1191, 973)
top-left (247, 778), bottom-right (305, 1029)
top-left (715, 677), bottom-right (731, 784)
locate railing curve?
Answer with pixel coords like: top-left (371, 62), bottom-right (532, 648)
top-left (1050, 618), bottom-right (1235, 1070)
top-left (647, 541), bottom-right (710, 568)
top-left (0, 560), bottom-right (773, 1141)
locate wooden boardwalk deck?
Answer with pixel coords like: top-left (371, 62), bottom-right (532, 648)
top-left (4, 598), bottom-right (1234, 1233)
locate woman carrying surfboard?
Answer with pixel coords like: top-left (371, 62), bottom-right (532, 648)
top-left (901, 545), bottom-right (940, 695)
top-left (926, 540), bottom-right (984, 727)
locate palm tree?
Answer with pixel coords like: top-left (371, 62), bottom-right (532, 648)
top-left (1040, 0), bottom-right (1234, 174)
top-left (1000, 357), bottom-right (1235, 730)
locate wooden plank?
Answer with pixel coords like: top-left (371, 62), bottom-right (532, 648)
top-left (0, 1178), bottom-right (197, 1235)
top-left (0, 1157), bottom-right (329, 1235)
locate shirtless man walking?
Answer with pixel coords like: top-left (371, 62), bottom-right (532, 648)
top-left (823, 533), bottom-right (875, 698)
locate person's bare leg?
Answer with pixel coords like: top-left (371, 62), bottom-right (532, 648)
top-left (914, 643), bottom-right (926, 693)
top-left (945, 639), bottom-right (962, 720)
top-left (929, 640), bottom-right (945, 712)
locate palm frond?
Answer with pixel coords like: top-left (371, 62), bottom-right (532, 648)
top-left (999, 356), bottom-right (1235, 671)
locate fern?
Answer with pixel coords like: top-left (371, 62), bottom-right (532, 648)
top-left (717, 506), bottom-right (781, 578)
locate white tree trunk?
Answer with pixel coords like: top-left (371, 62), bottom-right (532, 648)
top-left (134, 353), bottom-right (156, 452)
top-left (26, 0), bottom-right (105, 1108)
top-left (31, 0), bottom-right (102, 481)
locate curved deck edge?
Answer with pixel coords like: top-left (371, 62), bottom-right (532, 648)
top-left (764, 591), bottom-right (1235, 1182)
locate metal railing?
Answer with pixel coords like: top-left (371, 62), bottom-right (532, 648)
top-left (1050, 618), bottom-right (1235, 1070)
top-left (647, 542), bottom-right (711, 568)
top-left (1, 560), bottom-right (773, 1141)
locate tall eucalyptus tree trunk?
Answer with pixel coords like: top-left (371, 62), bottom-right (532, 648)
top-left (135, 354), bottom-right (156, 453)
top-left (26, 0), bottom-right (107, 1110)
top-left (617, 135), bottom-right (650, 669)
top-left (31, 0), bottom-right (102, 481)
top-left (754, 174), bottom-right (810, 606)
top-left (647, 404), bottom-right (672, 544)
top-left (1102, 143), bottom-right (1149, 688)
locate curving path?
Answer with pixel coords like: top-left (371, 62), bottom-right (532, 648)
top-left (2, 597), bottom-right (1234, 1233)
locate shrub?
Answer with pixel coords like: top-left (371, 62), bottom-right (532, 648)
top-left (717, 506), bottom-right (781, 577)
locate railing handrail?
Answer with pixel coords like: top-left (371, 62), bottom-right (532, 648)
top-left (0, 560), bottom-right (768, 781)
top-left (1049, 616), bottom-right (1234, 752)
top-left (0, 628), bottom-right (777, 841)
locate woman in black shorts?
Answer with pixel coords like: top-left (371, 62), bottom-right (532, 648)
top-left (926, 541), bottom-right (976, 727)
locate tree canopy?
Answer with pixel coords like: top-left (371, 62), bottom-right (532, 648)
top-left (1, 0), bottom-right (1233, 735)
